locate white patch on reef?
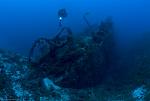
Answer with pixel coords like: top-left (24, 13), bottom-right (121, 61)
top-left (132, 86), bottom-right (147, 101)
top-left (42, 77), bottom-right (70, 101)
top-left (11, 71), bottom-right (21, 80)
top-left (3, 63), bottom-right (12, 75)
top-left (42, 77), bottom-right (61, 91)
top-left (12, 82), bottom-right (33, 100)
top-left (12, 83), bottom-right (23, 97)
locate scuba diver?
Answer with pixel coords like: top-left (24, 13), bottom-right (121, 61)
top-left (58, 8), bottom-right (68, 27)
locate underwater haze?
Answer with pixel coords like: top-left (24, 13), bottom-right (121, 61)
top-left (1, 0), bottom-right (150, 100)
top-left (0, 0), bottom-right (150, 55)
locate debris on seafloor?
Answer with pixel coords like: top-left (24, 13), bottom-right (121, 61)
top-left (28, 17), bottom-right (115, 89)
top-left (1, 17), bottom-right (145, 100)
top-left (1, 18), bottom-right (150, 101)
top-left (0, 49), bottom-right (71, 101)
top-left (42, 77), bottom-right (61, 91)
top-left (132, 85), bottom-right (148, 101)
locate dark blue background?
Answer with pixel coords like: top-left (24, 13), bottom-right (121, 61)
top-left (0, 0), bottom-right (150, 55)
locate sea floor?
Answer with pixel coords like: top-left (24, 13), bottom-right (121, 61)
top-left (0, 49), bottom-right (150, 101)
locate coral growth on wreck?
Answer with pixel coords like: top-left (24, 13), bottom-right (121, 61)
top-left (28, 18), bottom-right (115, 89)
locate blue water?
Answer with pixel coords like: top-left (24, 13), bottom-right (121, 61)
top-left (0, 0), bottom-right (150, 55)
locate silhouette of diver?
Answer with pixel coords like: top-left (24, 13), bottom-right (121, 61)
top-left (58, 8), bottom-right (68, 27)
